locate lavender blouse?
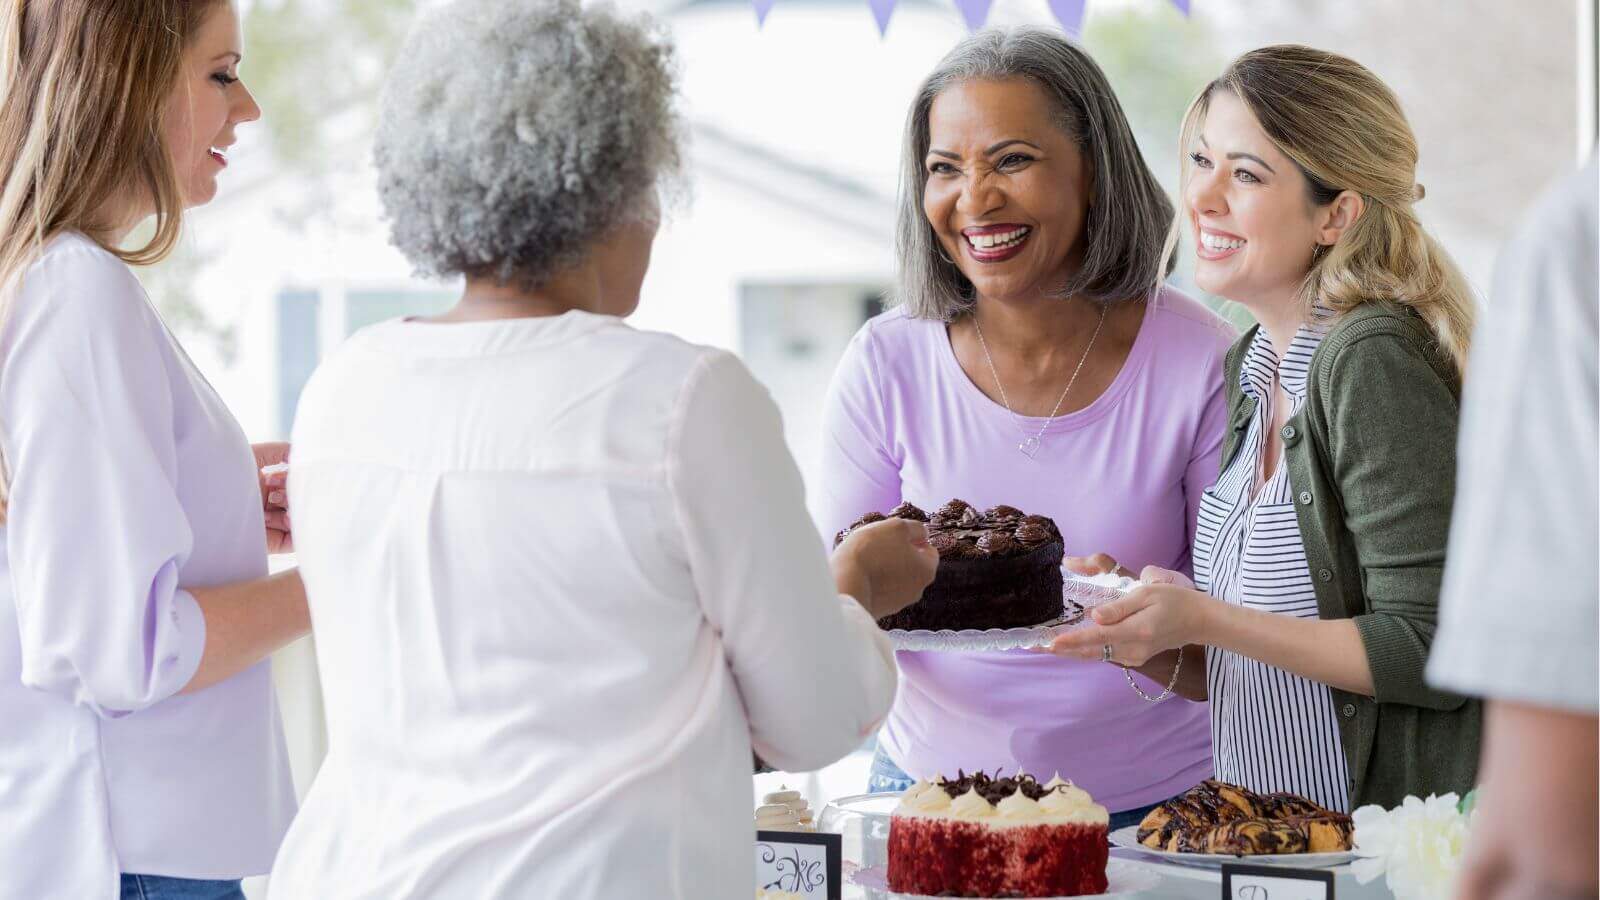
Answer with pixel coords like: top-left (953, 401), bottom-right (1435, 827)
top-left (816, 287), bottom-right (1236, 813)
top-left (0, 234), bottom-right (295, 898)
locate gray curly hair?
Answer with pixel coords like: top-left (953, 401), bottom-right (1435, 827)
top-left (374, 0), bottom-right (683, 289)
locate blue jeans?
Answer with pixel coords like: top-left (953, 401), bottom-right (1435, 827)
top-left (120, 875), bottom-right (245, 900)
top-left (867, 746), bottom-right (1162, 831)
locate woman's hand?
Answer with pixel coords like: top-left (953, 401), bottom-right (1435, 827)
top-left (1063, 553), bottom-right (1136, 579)
top-left (831, 518), bottom-right (939, 621)
top-left (252, 442), bottom-right (292, 554)
top-left (1050, 566), bottom-right (1212, 666)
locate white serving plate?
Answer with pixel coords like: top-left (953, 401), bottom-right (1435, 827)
top-left (849, 858), bottom-right (1161, 898)
top-left (884, 572), bottom-right (1134, 652)
top-left (1109, 824), bottom-right (1357, 869)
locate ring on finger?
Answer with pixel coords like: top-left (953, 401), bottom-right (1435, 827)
top-left (1101, 643), bottom-right (1114, 663)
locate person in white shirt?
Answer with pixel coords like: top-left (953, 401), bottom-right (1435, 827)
top-left (265, 1), bottom-right (937, 898)
top-left (1428, 158), bottom-right (1598, 900)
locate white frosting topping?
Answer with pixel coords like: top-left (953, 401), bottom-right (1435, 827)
top-left (1037, 785), bottom-right (1109, 824)
top-left (892, 773), bottom-right (1110, 826)
top-left (756, 803), bottom-right (809, 831)
top-left (757, 786), bottom-right (813, 830)
top-left (996, 792), bottom-right (1044, 820)
top-left (906, 784), bottom-right (952, 813)
top-left (949, 788), bottom-right (996, 820)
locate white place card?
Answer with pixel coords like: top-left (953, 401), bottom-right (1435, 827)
top-left (1221, 863), bottom-right (1335, 900)
top-left (755, 831), bottom-right (841, 899)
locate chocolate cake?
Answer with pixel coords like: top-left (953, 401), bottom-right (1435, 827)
top-left (834, 499), bottom-right (1064, 631)
top-left (888, 771), bottom-right (1110, 897)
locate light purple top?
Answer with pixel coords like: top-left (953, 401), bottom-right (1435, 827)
top-left (0, 234), bottom-right (295, 898)
top-left (816, 287), bottom-right (1236, 813)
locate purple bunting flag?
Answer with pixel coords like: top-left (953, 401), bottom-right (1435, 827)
top-left (1047, 0), bottom-right (1087, 36)
top-left (952, 0), bottom-right (993, 32)
top-left (868, 0), bottom-right (896, 36)
top-left (752, 0), bottom-right (775, 26)
top-left (1170, 0), bottom-right (1191, 15)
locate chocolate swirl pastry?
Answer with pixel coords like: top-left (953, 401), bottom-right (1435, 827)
top-left (1205, 819), bottom-right (1308, 855)
top-left (1137, 779), bottom-right (1353, 856)
top-left (1297, 813), bottom-right (1356, 853)
top-left (835, 499), bottom-right (1065, 631)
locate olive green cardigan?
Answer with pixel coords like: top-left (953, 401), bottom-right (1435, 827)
top-left (1218, 301), bottom-right (1481, 809)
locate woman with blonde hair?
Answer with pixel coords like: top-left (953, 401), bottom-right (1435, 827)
top-left (0, 2), bottom-right (304, 897)
top-left (1053, 44), bottom-right (1480, 811)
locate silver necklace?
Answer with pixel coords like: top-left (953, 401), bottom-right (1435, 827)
top-left (972, 303), bottom-right (1107, 459)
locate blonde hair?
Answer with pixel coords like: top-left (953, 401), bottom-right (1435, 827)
top-left (0, 0), bottom-right (221, 516)
top-left (1171, 45), bottom-right (1475, 373)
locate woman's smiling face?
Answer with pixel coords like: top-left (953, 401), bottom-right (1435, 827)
top-left (922, 77), bottom-right (1092, 303)
top-left (162, 1), bottom-right (260, 209)
top-left (1183, 89), bottom-right (1329, 309)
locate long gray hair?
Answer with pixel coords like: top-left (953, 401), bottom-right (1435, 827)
top-left (896, 28), bottom-right (1174, 319)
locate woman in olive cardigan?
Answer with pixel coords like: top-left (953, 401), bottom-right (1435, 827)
top-left (1051, 46), bottom-right (1480, 811)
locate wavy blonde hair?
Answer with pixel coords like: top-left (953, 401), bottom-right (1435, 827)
top-left (0, 0), bottom-right (221, 517)
top-left (1171, 45), bottom-right (1475, 373)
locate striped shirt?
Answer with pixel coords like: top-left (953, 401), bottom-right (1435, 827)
top-left (1193, 315), bottom-right (1352, 812)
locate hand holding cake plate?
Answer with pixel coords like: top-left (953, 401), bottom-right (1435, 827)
top-left (834, 500), bottom-right (1135, 652)
top-left (882, 572), bottom-right (1133, 652)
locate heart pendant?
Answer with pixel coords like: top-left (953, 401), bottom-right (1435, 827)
top-left (1018, 436), bottom-right (1041, 458)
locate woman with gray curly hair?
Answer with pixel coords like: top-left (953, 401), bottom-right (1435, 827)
top-left (266, 1), bottom-right (935, 897)
top-left (816, 28), bottom-right (1236, 827)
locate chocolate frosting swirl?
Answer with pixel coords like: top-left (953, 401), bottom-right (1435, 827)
top-left (935, 770), bottom-right (1065, 805)
top-left (975, 531), bottom-right (1019, 555)
top-left (837, 500), bottom-right (1062, 559)
top-left (1014, 522), bottom-right (1053, 546)
top-left (889, 501), bottom-right (929, 522)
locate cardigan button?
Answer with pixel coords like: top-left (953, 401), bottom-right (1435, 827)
top-left (1342, 703), bottom-right (1357, 718)
top-left (1298, 491), bottom-right (1313, 506)
top-left (1281, 424), bottom-right (1298, 442)
top-left (1318, 568), bottom-right (1333, 582)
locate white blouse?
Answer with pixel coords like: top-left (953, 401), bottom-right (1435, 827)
top-left (0, 234), bottom-right (295, 898)
top-left (1193, 318), bottom-right (1351, 812)
top-left (269, 311), bottom-right (897, 899)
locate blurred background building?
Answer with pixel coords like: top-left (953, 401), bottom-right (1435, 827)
top-left (174, 2), bottom-right (1593, 893)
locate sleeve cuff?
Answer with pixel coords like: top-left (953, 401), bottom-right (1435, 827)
top-left (1428, 626), bottom-right (1600, 714)
top-left (161, 588), bottom-right (207, 699)
top-left (836, 594), bottom-right (898, 734)
top-left (1353, 612), bottom-right (1466, 711)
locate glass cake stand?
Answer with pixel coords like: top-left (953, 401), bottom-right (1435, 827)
top-left (883, 571), bottom-right (1134, 652)
top-left (817, 792), bottom-right (899, 898)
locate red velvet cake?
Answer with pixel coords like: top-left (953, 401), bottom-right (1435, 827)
top-left (887, 772), bottom-right (1109, 897)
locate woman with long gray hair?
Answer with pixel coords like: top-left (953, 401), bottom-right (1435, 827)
top-left (816, 27), bottom-right (1235, 828)
top-left (267, 0), bottom-right (935, 896)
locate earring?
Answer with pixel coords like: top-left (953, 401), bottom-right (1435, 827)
top-left (937, 245), bottom-right (955, 266)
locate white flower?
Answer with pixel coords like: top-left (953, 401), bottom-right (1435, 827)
top-left (1352, 793), bottom-right (1472, 900)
